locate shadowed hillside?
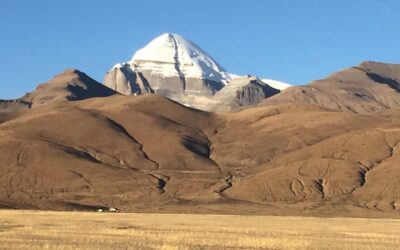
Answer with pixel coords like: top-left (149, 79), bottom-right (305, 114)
top-left (1, 90), bottom-right (400, 216)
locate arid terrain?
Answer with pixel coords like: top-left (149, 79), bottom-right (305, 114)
top-left (2, 2), bottom-right (400, 249)
top-left (0, 210), bottom-right (399, 250)
top-left (1, 63), bottom-right (400, 217)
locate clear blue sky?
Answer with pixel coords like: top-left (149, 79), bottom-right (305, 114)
top-left (1, 0), bottom-right (399, 99)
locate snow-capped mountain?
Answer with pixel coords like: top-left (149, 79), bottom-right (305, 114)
top-left (132, 33), bottom-right (231, 83)
top-left (104, 33), bottom-right (231, 97)
top-left (103, 33), bottom-right (290, 110)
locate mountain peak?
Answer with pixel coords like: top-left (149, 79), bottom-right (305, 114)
top-left (357, 60), bottom-right (400, 73)
top-left (358, 60), bottom-right (400, 67)
top-left (53, 68), bottom-right (96, 81)
top-left (356, 60), bottom-right (400, 82)
top-left (104, 33), bottom-right (231, 97)
top-left (62, 68), bottom-right (81, 74)
top-left (22, 69), bottom-right (117, 106)
top-left (130, 33), bottom-right (230, 83)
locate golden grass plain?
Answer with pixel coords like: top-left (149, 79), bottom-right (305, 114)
top-left (0, 210), bottom-right (399, 249)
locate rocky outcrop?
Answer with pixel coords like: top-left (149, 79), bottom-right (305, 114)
top-left (0, 99), bottom-right (31, 113)
top-left (207, 76), bottom-right (280, 111)
top-left (103, 64), bottom-right (139, 95)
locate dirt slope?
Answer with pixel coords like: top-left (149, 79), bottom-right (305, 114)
top-left (265, 61), bottom-right (400, 114)
top-left (0, 94), bottom-right (225, 211)
top-left (1, 91), bottom-right (400, 217)
top-left (213, 104), bottom-right (400, 214)
top-left (2, 63), bottom-right (400, 217)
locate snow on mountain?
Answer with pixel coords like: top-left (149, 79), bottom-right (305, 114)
top-left (131, 33), bottom-right (231, 83)
top-left (104, 33), bottom-right (231, 96)
top-left (103, 33), bottom-right (288, 111)
top-left (261, 79), bottom-right (291, 90)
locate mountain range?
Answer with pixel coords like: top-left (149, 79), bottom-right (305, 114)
top-left (1, 33), bottom-right (400, 217)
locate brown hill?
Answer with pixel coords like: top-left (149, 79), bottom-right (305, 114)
top-left (21, 69), bottom-right (118, 107)
top-left (1, 69), bottom-right (118, 115)
top-left (1, 89), bottom-right (400, 217)
top-left (265, 61), bottom-right (400, 114)
top-left (0, 94), bottom-right (224, 211)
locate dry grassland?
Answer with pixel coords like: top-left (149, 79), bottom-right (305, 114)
top-left (0, 210), bottom-right (399, 249)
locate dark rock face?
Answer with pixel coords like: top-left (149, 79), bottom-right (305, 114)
top-left (65, 70), bottom-right (118, 101)
top-left (235, 78), bottom-right (280, 106)
top-left (103, 64), bottom-right (140, 95)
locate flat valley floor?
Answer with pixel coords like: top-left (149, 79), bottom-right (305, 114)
top-left (0, 211), bottom-right (399, 249)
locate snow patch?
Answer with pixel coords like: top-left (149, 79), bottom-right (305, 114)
top-left (261, 79), bottom-right (291, 90)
